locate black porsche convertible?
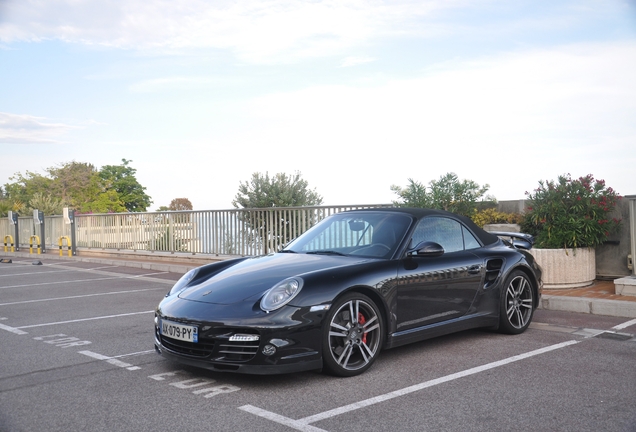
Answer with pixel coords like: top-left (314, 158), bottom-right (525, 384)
top-left (155, 208), bottom-right (542, 377)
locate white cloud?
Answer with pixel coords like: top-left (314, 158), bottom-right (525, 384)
top-left (128, 76), bottom-right (242, 93)
top-left (0, 0), bottom-right (451, 63)
top-left (240, 41), bottom-right (636, 200)
top-left (0, 112), bottom-right (78, 144)
top-left (340, 56), bottom-right (376, 67)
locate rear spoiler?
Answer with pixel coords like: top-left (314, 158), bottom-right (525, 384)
top-left (489, 232), bottom-right (535, 250)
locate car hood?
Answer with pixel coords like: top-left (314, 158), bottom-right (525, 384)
top-left (178, 253), bottom-right (372, 305)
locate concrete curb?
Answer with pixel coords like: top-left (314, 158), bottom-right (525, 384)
top-left (540, 294), bottom-right (636, 318)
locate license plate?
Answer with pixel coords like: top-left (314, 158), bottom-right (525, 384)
top-left (161, 320), bottom-right (198, 343)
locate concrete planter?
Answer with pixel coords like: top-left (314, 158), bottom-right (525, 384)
top-left (614, 276), bottom-right (636, 297)
top-left (530, 248), bottom-right (596, 289)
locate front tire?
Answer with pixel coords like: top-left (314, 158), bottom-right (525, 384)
top-left (499, 270), bottom-right (534, 334)
top-left (322, 293), bottom-right (383, 377)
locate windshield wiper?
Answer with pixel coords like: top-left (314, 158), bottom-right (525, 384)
top-left (279, 249), bottom-right (297, 253)
top-left (306, 250), bottom-right (347, 256)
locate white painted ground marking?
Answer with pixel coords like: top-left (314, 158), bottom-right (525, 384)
top-left (87, 266), bottom-right (120, 270)
top-left (112, 350), bottom-right (155, 358)
top-left (572, 328), bottom-right (606, 338)
top-left (127, 272), bottom-right (171, 279)
top-left (240, 405), bottom-right (329, 432)
top-left (240, 340), bottom-right (580, 429)
top-left (149, 371), bottom-right (185, 381)
top-left (0, 276), bottom-right (123, 289)
top-left (0, 288), bottom-right (165, 306)
top-left (613, 318), bottom-right (636, 330)
top-left (15, 310), bottom-right (154, 329)
top-left (0, 270), bottom-right (72, 278)
top-left (79, 350), bottom-right (141, 371)
top-left (0, 272), bottom-right (171, 290)
top-left (0, 322), bottom-right (28, 335)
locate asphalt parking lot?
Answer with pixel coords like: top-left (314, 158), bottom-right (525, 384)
top-left (1, 257), bottom-right (635, 432)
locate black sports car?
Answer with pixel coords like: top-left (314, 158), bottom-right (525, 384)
top-left (155, 208), bottom-right (542, 377)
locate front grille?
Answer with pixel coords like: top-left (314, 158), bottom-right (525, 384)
top-left (160, 336), bottom-right (215, 358)
top-left (216, 340), bottom-right (260, 362)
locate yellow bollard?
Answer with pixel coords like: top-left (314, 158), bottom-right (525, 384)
top-left (3, 235), bottom-right (14, 253)
top-left (58, 236), bottom-right (72, 257)
top-left (29, 235), bottom-right (41, 254)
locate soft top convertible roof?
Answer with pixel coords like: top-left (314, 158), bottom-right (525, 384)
top-left (343, 207), bottom-right (500, 247)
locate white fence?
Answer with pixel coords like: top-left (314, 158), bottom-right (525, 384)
top-left (0, 205), bottom-right (392, 256)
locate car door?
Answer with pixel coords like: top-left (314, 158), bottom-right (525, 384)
top-left (396, 216), bottom-right (484, 332)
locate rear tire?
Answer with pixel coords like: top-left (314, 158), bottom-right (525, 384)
top-left (322, 293), bottom-right (383, 377)
top-left (498, 270), bottom-right (534, 334)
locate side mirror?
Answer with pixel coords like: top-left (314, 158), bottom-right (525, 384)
top-left (408, 241), bottom-right (444, 257)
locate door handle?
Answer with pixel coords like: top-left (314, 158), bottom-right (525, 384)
top-left (468, 265), bottom-right (482, 275)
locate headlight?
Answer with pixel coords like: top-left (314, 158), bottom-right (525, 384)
top-left (260, 277), bottom-right (303, 312)
top-left (168, 268), bottom-right (198, 296)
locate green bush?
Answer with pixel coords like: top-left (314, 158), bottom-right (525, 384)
top-left (471, 208), bottom-right (523, 228)
top-left (521, 174), bottom-right (621, 249)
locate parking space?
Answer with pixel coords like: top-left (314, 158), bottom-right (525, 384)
top-left (1, 257), bottom-right (636, 432)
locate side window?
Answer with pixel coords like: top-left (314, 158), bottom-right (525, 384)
top-left (301, 219), bottom-right (372, 251)
top-left (462, 226), bottom-right (481, 250)
top-left (411, 217), bottom-right (464, 253)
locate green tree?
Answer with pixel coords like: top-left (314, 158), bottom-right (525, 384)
top-left (46, 161), bottom-right (100, 209)
top-left (390, 179), bottom-right (431, 208)
top-left (3, 170), bottom-right (52, 205)
top-left (2, 159), bottom-right (151, 215)
top-left (233, 171), bottom-right (323, 251)
top-left (391, 172), bottom-right (490, 217)
top-left (26, 192), bottom-right (65, 215)
top-left (169, 198), bottom-right (193, 211)
top-left (0, 186), bottom-right (7, 217)
top-left (99, 159), bottom-right (152, 212)
top-left (233, 172), bottom-right (323, 208)
top-left (42, 161), bottom-right (125, 213)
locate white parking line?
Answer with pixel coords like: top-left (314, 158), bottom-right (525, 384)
top-left (128, 272), bottom-right (170, 278)
top-left (79, 350), bottom-right (141, 371)
top-left (240, 340), bottom-right (580, 432)
top-left (0, 322), bottom-right (28, 335)
top-left (15, 311), bottom-right (154, 329)
top-left (0, 272), bottom-right (172, 290)
top-left (613, 318), bottom-right (636, 330)
top-left (240, 406), bottom-right (328, 432)
top-left (0, 276), bottom-right (126, 289)
top-left (112, 349), bottom-right (155, 358)
top-left (0, 288), bottom-right (165, 306)
top-left (0, 270), bottom-right (72, 278)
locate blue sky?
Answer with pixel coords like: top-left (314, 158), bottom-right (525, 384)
top-left (1, 0), bottom-right (635, 210)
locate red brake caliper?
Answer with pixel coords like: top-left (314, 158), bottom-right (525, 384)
top-left (358, 313), bottom-right (367, 344)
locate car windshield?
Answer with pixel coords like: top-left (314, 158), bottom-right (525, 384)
top-left (283, 212), bottom-right (413, 259)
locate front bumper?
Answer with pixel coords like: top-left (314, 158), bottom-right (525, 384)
top-left (154, 297), bottom-right (327, 375)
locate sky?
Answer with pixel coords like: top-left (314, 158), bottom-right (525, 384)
top-left (1, 0), bottom-right (635, 211)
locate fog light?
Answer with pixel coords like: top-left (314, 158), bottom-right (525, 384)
top-left (262, 344), bottom-right (276, 356)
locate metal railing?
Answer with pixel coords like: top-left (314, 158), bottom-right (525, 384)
top-left (0, 205), bottom-right (392, 256)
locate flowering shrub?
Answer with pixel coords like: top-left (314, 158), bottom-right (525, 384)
top-left (521, 174), bottom-right (621, 249)
top-left (471, 208), bottom-right (523, 228)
